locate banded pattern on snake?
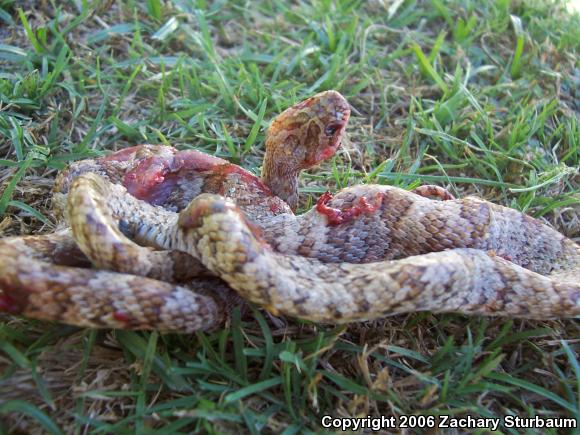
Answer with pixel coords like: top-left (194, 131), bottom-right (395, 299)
top-left (0, 91), bottom-right (578, 332)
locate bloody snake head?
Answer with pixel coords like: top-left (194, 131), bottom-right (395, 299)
top-left (265, 90), bottom-right (351, 171)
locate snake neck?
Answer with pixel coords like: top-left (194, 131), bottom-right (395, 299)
top-left (260, 91), bottom-right (350, 211)
top-left (261, 139), bottom-right (300, 211)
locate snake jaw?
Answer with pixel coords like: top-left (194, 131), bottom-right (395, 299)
top-left (313, 118), bottom-right (348, 164)
top-left (301, 92), bottom-right (350, 168)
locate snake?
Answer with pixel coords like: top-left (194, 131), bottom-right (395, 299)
top-left (0, 91), bottom-right (578, 332)
top-left (0, 91), bottom-right (350, 331)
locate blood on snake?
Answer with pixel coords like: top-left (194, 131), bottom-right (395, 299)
top-left (0, 91), bottom-right (351, 331)
top-left (64, 173), bottom-right (579, 322)
top-left (0, 91), bottom-right (578, 332)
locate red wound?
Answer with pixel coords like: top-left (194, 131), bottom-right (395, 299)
top-left (316, 144), bottom-right (339, 162)
top-left (123, 156), bottom-right (176, 205)
top-left (113, 311), bottom-right (131, 323)
top-left (316, 191), bottom-right (383, 226)
top-left (172, 150), bottom-right (228, 172)
top-left (0, 293), bottom-right (22, 314)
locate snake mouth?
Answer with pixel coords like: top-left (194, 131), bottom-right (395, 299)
top-left (324, 120), bottom-right (347, 137)
top-left (316, 142), bottom-right (341, 163)
top-left (315, 119), bottom-right (347, 163)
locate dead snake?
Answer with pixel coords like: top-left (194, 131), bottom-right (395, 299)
top-left (0, 91), bottom-right (578, 332)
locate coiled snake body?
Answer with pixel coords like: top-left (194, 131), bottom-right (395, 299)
top-left (0, 91), bottom-right (578, 332)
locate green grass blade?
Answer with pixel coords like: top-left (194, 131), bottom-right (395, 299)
top-left (0, 154), bottom-right (33, 215)
top-left (487, 373), bottom-right (576, 413)
top-left (224, 378), bottom-right (282, 404)
top-left (0, 401), bottom-right (63, 435)
top-left (7, 200), bottom-right (51, 225)
top-left (411, 42), bottom-right (448, 93)
top-left (243, 98), bottom-right (268, 153)
top-left (17, 9), bottom-right (43, 53)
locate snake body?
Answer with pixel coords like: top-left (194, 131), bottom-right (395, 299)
top-left (0, 91), bottom-right (351, 331)
top-left (0, 236), bottom-right (228, 331)
top-left (65, 174), bottom-right (578, 321)
top-left (183, 195), bottom-right (579, 321)
top-left (0, 91), bottom-right (578, 332)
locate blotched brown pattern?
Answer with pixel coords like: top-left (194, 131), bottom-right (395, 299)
top-left (0, 91), bottom-right (578, 332)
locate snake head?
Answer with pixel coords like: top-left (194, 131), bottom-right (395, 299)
top-left (265, 90), bottom-right (350, 170)
top-left (262, 90), bottom-right (350, 210)
top-left (288, 90), bottom-right (351, 168)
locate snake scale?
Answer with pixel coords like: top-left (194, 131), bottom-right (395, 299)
top-left (0, 91), bottom-right (578, 333)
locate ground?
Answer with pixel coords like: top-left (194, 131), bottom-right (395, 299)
top-left (0, 0), bottom-right (579, 433)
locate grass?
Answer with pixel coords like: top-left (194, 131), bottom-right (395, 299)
top-left (0, 0), bottom-right (579, 433)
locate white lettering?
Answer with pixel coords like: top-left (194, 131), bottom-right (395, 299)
top-left (320, 415), bottom-right (398, 430)
top-left (319, 414), bottom-right (577, 431)
top-left (504, 415), bottom-right (577, 429)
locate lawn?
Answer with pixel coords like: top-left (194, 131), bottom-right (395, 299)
top-left (0, 0), bottom-right (579, 433)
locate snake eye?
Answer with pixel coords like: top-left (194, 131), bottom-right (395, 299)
top-left (325, 122), bottom-right (343, 137)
